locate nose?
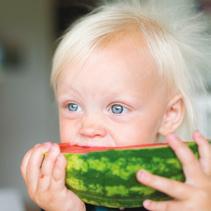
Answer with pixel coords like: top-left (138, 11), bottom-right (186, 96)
top-left (79, 115), bottom-right (107, 139)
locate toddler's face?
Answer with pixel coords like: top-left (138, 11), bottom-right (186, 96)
top-left (56, 36), bottom-right (169, 147)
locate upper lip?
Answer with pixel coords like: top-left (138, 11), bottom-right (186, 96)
top-left (68, 139), bottom-right (116, 147)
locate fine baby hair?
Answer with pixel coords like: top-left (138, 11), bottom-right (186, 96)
top-left (21, 1), bottom-right (211, 210)
top-left (51, 0), bottom-right (210, 138)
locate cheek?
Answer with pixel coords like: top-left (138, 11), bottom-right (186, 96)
top-left (117, 114), bottom-right (161, 145)
top-left (131, 124), bottom-right (156, 145)
top-left (112, 121), bottom-right (154, 146)
top-left (59, 117), bottom-right (76, 143)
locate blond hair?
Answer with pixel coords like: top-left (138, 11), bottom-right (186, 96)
top-left (51, 0), bottom-right (210, 137)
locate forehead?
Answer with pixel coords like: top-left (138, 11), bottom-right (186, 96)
top-left (56, 32), bottom-right (162, 96)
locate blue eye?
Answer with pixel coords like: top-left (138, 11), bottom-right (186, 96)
top-left (67, 103), bottom-right (81, 112)
top-left (110, 104), bottom-right (127, 114)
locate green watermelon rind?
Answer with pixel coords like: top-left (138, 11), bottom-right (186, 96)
top-left (64, 142), bottom-right (199, 208)
top-left (67, 187), bottom-right (170, 208)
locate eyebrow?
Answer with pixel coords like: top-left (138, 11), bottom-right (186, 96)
top-left (56, 84), bottom-right (145, 105)
top-left (56, 86), bottom-right (83, 101)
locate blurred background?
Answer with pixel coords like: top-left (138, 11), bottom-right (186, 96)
top-left (0, 0), bottom-right (210, 210)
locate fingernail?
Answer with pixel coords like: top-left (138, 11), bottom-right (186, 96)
top-left (137, 170), bottom-right (149, 181)
top-left (45, 142), bottom-right (52, 147)
top-left (167, 134), bottom-right (179, 146)
top-left (143, 200), bottom-right (151, 208)
top-left (52, 144), bottom-right (59, 153)
top-left (34, 144), bottom-right (40, 148)
top-left (167, 134), bottom-right (177, 141)
top-left (41, 142), bottom-right (51, 151)
top-left (194, 130), bottom-right (201, 138)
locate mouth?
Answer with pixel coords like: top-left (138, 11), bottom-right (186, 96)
top-left (59, 142), bottom-right (168, 154)
top-left (62, 138), bottom-right (117, 148)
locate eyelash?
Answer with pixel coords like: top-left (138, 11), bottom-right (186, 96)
top-left (108, 104), bottom-right (129, 115)
top-left (66, 102), bottom-right (82, 112)
top-left (63, 102), bottom-right (130, 115)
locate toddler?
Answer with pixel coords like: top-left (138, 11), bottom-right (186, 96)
top-left (21, 0), bottom-right (211, 210)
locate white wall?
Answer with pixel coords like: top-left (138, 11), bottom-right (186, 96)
top-left (0, 0), bottom-right (59, 210)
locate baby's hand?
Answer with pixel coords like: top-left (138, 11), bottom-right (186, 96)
top-left (137, 131), bottom-right (211, 211)
top-left (20, 143), bottom-right (85, 211)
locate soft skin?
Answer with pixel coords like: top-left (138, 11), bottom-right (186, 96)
top-left (138, 132), bottom-right (211, 211)
top-left (20, 34), bottom-right (211, 211)
top-left (56, 34), bottom-right (184, 147)
top-left (21, 143), bottom-right (85, 211)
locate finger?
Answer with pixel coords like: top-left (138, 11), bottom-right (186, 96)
top-left (38, 143), bottom-right (60, 191)
top-left (51, 153), bottom-right (67, 191)
top-left (20, 147), bottom-right (35, 181)
top-left (137, 170), bottom-right (192, 200)
top-left (193, 131), bottom-right (211, 175)
top-left (26, 143), bottom-right (52, 194)
top-left (21, 144), bottom-right (41, 182)
top-left (53, 153), bottom-right (66, 181)
top-left (143, 199), bottom-right (178, 211)
top-left (167, 134), bottom-right (203, 181)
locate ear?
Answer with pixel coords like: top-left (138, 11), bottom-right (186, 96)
top-left (158, 94), bottom-right (185, 136)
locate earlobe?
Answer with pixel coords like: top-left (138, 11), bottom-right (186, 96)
top-left (158, 94), bottom-right (185, 136)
